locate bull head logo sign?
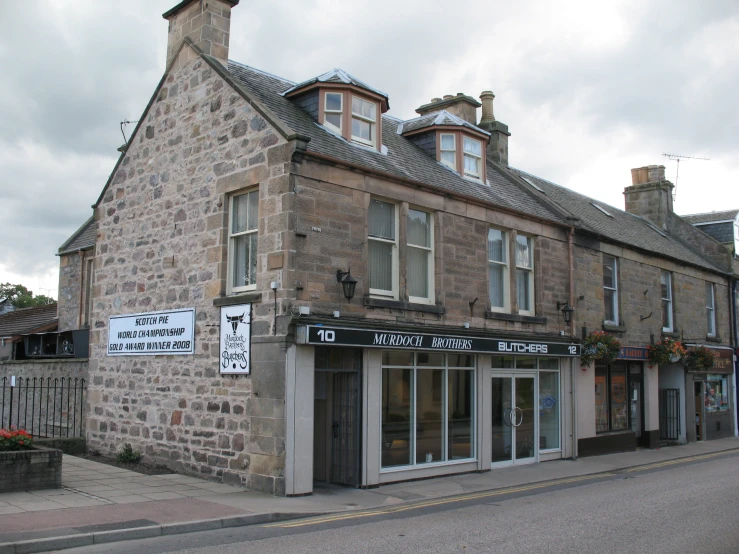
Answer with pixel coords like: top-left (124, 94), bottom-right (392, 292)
top-left (226, 312), bottom-right (245, 333)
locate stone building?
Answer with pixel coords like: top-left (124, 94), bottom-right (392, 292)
top-left (77, 0), bottom-right (736, 496)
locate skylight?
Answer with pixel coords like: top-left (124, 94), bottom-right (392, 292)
top-left (590, 203), bottom-right (613, 218)
top-left (521, 175), bottom-right (544, 193)
top-left (644, 220), bottom-right (667, 237)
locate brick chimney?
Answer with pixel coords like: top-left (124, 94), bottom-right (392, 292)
top-left (415, 93), bottom-right (481, 125)
top-left (163, 0), bottom-right (239, 68)
top-left (624, 165), bottom-right (674, 230)
top-left (477, 91), bottom-right (510, 166)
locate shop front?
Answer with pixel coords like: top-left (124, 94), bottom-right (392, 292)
top-left (685, 347), bottom-right (736, 442)
top-left (284, 322), bottom-right (580, 495)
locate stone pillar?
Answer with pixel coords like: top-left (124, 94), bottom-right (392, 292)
top-left (163, 0), bottom-right (239, 68)
top-left (477, 91), bottom-right (510, 166)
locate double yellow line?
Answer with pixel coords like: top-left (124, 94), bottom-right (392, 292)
top-left (625, 449), bottom-right (739, 473)
top-left (265, 473), bottom-right (612, 529)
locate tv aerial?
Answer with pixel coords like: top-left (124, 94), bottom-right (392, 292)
top-left (662, 153), bottom-right (710, 200)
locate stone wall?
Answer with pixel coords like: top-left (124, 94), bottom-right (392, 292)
top-left (87, 47), bottom-right (293, 495)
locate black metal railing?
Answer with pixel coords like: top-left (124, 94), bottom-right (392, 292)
top-left (1, 376), bottom-right (86, 438)
top-left (659, 388), bottom-right (680, 441)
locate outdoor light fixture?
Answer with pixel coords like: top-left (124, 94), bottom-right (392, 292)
top-left (336, 269), bottom-right (358, 302)
top-left (557, 301), bottom-right (574, 324)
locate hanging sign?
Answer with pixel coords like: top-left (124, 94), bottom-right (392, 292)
top-left (298, 325), bottom-right (581, 356)
top-left (108, 308), bottom-right (195, 356)
top-left (220, 303), bottom-right (251, 374)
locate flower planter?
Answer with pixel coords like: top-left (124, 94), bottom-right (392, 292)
top-left (0, 446), bottom-right (62, 492)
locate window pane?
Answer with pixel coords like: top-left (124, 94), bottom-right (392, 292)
top-left (407, 247), bottom-right (428, 298)
top-left (662, 299), bottom-right (672, 329)
top-left (539, 372), bottom-right (559, 450)
top-left (232, 193), bottom-right (248, 233)
top-left (539, 358), bottom-right (559, 370)
top-left (441, 134), bottom-right (455, 150)
top-left (516, 235), bottom-right (532, 268)
top-left (515, 357), bottom-right (536, 370)
top-left (325, 112), bottom-right (341, 129)
top-left (706, 283), bottom-right (714, 308)
top-left (660, 271), bottom-right (671, 300)
top-left (610, 364), bottom-right (628, 430)
top-left (448, 354), bottom-right (474, 368)
top-left (416, 369), bottom-right (444, 464)
top-left (232, 233), bottom-right (256, 288)
top-left (417, 352), bottom-right (444, 366)
top-left (706, 376), bottom-right (729, 412)
top-left (448, 370), bottom-right (474, 459)
top-left (247, 190), bottom-right (258, 230)
top-left (491, 355), bottom-right (514, 368)
top-left (325, 92), bottom-right (342, 111)
top-left (368, 200), bottom-right (395, 239)
top-left (382, 351), bottom-right (413, 366)
top-left (595, 363), bottom-right (609, 432)
top-left (517, 269), bottom-right (530, 311)
top-left (603, 256), bottom-right (615, 288)
top-left (489, 263), bottom-right (505, 308)
top-left (441, 151), bottom-right (456, 167)
top-left (407, 210), bottom-right (430, 247)
top-left (352, 118), bottom-right (372, 141)
top-left (604, 289), bottom-right (616, 322)
top-left (463, 154), bottom-right (480, 175)
top-left (488, 229), bottom-right (506, 263)
top-left (382, 368), bottom-right (412, 468)
top-left (369, 240), bottom-right (393, 291)
top-left (463, 137), bottom-right (481, 155)
top-left (352, 97), bottom-right (376, 120)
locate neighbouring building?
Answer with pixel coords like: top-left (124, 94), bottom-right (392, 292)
top-left (68, 0), bottom-right (736, 496)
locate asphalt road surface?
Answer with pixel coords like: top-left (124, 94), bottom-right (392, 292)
top-left (63, 451), bottom-right (739, 554)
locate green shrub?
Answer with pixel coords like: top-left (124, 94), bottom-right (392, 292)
top-left (116, 443), bottom-right (142, 463)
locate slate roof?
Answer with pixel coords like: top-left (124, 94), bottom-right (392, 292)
top-left (510, 168), bottom-right (726, 273)
top-left (226, 61), bottom-right (565, 224)
top-left (282, 68), bottom-right (389, 107)
top-left (682, 210), bottom-right (739, 225)
top-left (0, 304), bottom-right (57, 338)
top-left (397, 110), bottom-right (490, 136)
top-left (58, 216), bottom-right (96, 255)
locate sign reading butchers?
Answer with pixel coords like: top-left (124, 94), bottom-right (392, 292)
top-left (302, 326), bottom-right (581, 357)
top-left (108, 308), bottom-right (195, 356)
top-left (219, 303), bottom-right (251, 374)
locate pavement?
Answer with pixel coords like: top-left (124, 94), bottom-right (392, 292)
top-left (1, 437), bottom-right (738, 554)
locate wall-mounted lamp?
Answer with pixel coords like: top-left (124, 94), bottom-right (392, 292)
top-left (556, 301), bottom-right (574, 324)
top-left (336, 269), bottom-right (357, 302)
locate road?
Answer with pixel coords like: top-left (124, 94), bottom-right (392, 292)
top-left (63, 451), bottom-right (739, 554)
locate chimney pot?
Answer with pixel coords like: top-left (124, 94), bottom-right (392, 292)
top-left (431, 97), bottom-right (442, 103)
top-left (443, 94), bottom-right (454, 100)
top-left (479, 91), bottom-right (496, 123)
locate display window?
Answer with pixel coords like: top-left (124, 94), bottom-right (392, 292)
top-left (381, 352), bottom-right (475, 469)
top-left (595, 361), bottom-right (629, 432)
top-left (704, 375), bottom-right (729, 412)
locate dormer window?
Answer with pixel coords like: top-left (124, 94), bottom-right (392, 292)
top-left (440, 134), bottom-right (456, 169)
top-left (324, 92), bottom-right (343, 132)
top-left (351, 96), bottom-right (377, 146)
top-left (463, 137), bottom-right (482, 178)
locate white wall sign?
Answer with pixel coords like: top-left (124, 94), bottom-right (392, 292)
top-left (220, 303), bottom-right (251, 374)
top-left (108, 308), bottom-right (195, 356)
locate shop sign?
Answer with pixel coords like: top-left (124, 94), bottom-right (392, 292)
top-left (709, 348), bottom-right (734, 373)
top-left (219, 303), bottom-right (251, 374)
top-left (300, 326), bottom-right (581, 356)
top-left (617, 346), bottom-right (649, 360)
top-left (108, 308), bottom-right (195, 356)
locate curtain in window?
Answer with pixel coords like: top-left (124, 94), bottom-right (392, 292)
top-left (232, 233), bottom-right (258, 288)
top-left (407, 248), bottom-right (428, 298)
top-left (517, 269), bottom-right (530, 311)
top-left (516, 235), bottom-right (531, 268)
top-left (488, 229), bottom-right (506, 308)
top-left (369, 200), bottom-right (394, 239)
top-left (369, 241), bottom-right (392, 292)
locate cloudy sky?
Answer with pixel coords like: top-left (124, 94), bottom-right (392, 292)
top-left (1, 0), bottom-right (737, 299)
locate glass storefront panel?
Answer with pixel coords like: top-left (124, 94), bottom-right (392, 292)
top-left (491, 355), bottom-right (515, 369)
top-left (448, 370), bottom-right (474, 460)
top-left (515, 357), bottom-right (536, 370)
top-left (705, 375), bottom-right (729, 412)
top-left (491, 376), bottom-right (513, 464)
top-left (381, 368), bottom-right (412, 468)
top-left (595, 363), bottom-right (609, 432)
top-left (610, 364), bottom-right (628, 430)
top-left (539, 371), bottom-right (559, 450)
top-left (416, 369), bottom-right (444, 464)
top-left (383, 351), bottom-right (413, 366)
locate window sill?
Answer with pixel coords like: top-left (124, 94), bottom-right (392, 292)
top-left (486, 311), bottom-right (547, 325)
top-left (213, 291), bottom-right (263, 307)
top-left (602, 323), bottom-right (626, 333)
top-left (705, 335), bottom-right (722, 343)
top-left (661, 330), bottom-right (680, 338)
top-left (363, 296), bottom-right (445, 314)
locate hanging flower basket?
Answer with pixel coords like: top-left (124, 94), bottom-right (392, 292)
top-left (684, 346), bottom-right (715, 372)
top-left (581, 331), bottom-right (621, 368)
top-left (647, 337), bottom-right (687, 368)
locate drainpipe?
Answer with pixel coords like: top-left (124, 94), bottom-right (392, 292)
top-left (568, 227), bottom-right (578, 459)
top-left (732, 277), bottom-right (738, 437)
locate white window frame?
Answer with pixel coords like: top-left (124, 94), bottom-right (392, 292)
top-left (661, 270), bottom-right (673, 332)
top-left (227, 189), bottom-right (259, 294)
top-left (351, 95), bottom-right (377, 147)
top-left (515, 234), bottom-right (534, 315)
top-left (323, 91), bottom-right (343, 134)
top-left (603, 255), bottom-right (619, 324)
top-left (706, 282), bottom-right (716, 337)
top-left (368, 199), bottom-right (399, 300)
top-left (407, 209), bottom-right (435, 304)
top-left (439, 133), bottom-right (456, 170)
top-left (487, 228), bottom-right (509, 313)
top-left (463, 136), bottom-right (482, 179)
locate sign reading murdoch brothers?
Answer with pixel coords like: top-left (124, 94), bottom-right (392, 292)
top-left (219, 303), bottom-right (251, 374)
top-left (108, 308), bottom-right (195, 356)
top-left (303, 326), bottom-right (581, 357)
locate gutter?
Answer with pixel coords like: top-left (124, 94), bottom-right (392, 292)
top-left (569, 227), bottom-right (578, 459)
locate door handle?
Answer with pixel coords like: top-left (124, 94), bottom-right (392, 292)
top-left (513, 407), bottom-right (523, 427)
top-left (504, 407), bottom-right (513, 426)
top-left (332, 422), bottom-right (339, 439)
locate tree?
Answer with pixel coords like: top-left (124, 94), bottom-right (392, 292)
top-left (0, 283), bottom-right (56, 308)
